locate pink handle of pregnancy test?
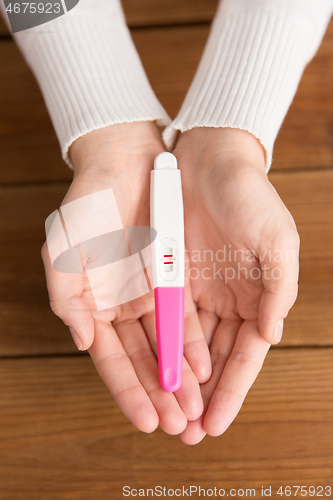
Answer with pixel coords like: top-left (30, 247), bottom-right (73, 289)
top-left (154, 287), bottom-right (184, 392)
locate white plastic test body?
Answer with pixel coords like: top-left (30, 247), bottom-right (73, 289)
top-left (150, 152), bottom-right (185, 392)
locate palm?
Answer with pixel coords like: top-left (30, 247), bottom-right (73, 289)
top-left (184, 166), bottom-right (280, 329)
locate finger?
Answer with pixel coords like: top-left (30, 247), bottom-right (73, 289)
top-left (203, 319), bottom-right (270, 437)
top-left (114, 318), bottom-right (187, 435)
top-left (89, 320), bottom-right (159, 433)
top-left (258, 228), bottom-right (300, 344)
top-left (179, 317), bottom-right (240, 445)
top-left (209, 318), bottom-right (242, 371)
top-left (175, 363), bottom-right (204, 421)
top-left (183, 308), bottom-right (212, 384)
top-left (197, 308), bottom-right (220, 347)
top-left (141, 311), bottom-right (204, 421)
top-left (184, 251), bottom-right (212, 382)
top-left (179, 418), bottom-right (206, 445)
top-left (41, 242), bottom-right (94, 350)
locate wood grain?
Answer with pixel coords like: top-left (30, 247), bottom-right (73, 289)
top-left (0, 169), bottom-right (332, 356)
top-left (0, 22), bottom-right (332, 183)
top-left (0, 348), bottom-right (332, 499)
top-left (0, 182), bottom-right (75, 355)
top-left (122, 0), bottom-right (218, 27)
top-left (271, 170), bottom-right (333, 346)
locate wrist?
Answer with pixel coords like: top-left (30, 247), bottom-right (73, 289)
top-left (175, 127), bottom-right (267, 176)
top-left (69, 121), bottom-right (165, 176)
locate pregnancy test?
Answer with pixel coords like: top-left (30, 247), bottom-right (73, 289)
top-left (150, 152), bottom-right (185, 392)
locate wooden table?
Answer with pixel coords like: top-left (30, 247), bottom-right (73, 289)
top-left (0, 2), bottom-right (332, 498)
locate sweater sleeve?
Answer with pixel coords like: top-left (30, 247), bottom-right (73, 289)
top-left (0, 0), bottom-right (171, 167)
top-left (162, 0), bottom-right (333, 169)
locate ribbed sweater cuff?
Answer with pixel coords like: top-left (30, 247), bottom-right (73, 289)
top-left (163, 6), bottom-right (330, 169)
top-left (13, 8), bottom-right (170, 167)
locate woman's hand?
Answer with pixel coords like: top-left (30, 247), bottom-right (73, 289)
top-left (41, 122), bottom-right (211, 437)
top-left (173, 127), bottom-right (300, 444)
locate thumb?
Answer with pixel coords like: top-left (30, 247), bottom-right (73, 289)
top-left (41, 242), bottom-right (95, 350)
top-left (257, 228), bottom-right (300, 344)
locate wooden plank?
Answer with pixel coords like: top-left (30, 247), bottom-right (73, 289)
top-left (0, 182), bottom-right (76, 355)
top-left (133, 24), bottom-right (209, 123)
top-left (1, 21), bottom-right (333, 183)
top-left (0, 0), bottom-right (218, 37)
top-left (270, 170), bottom-right (333, 346)
top-left (122, 0), bottom-right (218, 27)
top-left (0, 348), bottom-right (332, 499)
top-left (0, 169), bottom-right (332, 356)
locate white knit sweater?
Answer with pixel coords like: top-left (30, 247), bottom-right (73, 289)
top-left (1, 0), bottom-right (333, 169)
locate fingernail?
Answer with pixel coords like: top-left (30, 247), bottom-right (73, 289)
top-left (274, 319), bottom-right (284, 343)
top-left (69, 327), bottom-right (83, 350)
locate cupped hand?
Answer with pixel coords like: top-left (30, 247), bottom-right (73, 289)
top-left (173, 128), bottom-right (300, 444)
top-left (41, 122), bottom-right (211, 436)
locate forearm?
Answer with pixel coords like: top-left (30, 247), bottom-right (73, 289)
top-left (164, 0), bottom-right (333, 169)
top-left (0, 0), bottom-right (170, 166)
